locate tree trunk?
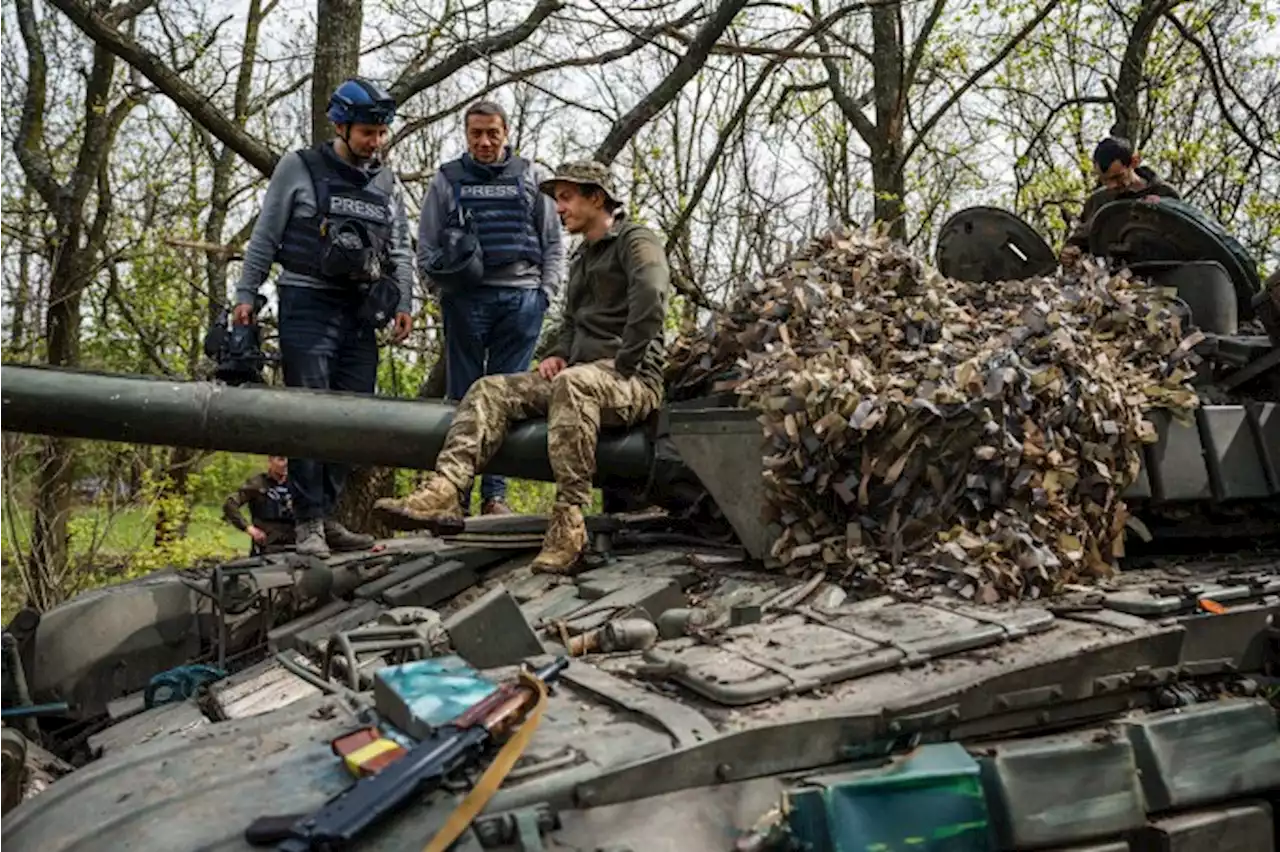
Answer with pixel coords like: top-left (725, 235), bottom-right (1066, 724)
top-left (332, 465), bottom-right (397, 537)
top-left (869, 3), bottom-right (907, 241)
top-left (311, 0), bottom-right (392, 532)
top-left (1111, 0), bottom-right (1174, 143)
top-left (419, 353), bottom-right (447, 399)
top-left (9, 185), bottom-right (35, 354)
top-left (27, 241), bottom-right (89, 608)
top-left (28, 438), bottom-right (75, 611)
top-left (153, 446), bottom-right (199, 546)
top-left (311, 0), bottom-right (364, 146)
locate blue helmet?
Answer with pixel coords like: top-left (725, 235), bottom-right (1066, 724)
top-left (327, 78), bottom-right (396, 126)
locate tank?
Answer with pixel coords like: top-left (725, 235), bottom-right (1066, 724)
top-left (3, 203), bottom-right (1280, 851)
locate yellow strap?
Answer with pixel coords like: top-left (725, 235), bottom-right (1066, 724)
top-left (421, 671), bottom-right (549, 852)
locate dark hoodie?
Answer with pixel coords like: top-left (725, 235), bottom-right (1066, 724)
top-left (1066, 165), bottom-right (1181, 249)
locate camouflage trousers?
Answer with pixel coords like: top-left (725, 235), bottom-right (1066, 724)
top-left (434, 360), bottom-right (662, 508)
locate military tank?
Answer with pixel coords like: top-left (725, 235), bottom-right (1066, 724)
top-left (2, 198), bottom-right (1279, 852)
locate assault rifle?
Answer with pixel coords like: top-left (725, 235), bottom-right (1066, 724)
top-left (246, 656), bottom-right (568, 851)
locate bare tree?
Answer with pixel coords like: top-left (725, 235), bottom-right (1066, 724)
top-left (10, 0), bottom-right (151, 607)
top-left (809, 0), bottom-right (1062, 241)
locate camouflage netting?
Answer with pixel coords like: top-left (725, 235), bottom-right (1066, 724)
top-left (667, 229), bottom-right (1203, 601)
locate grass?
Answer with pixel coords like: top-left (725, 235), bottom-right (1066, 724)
top-left (0, 478), bottom-right (600, 623)
top-left (2, 503), bottom-right (246, 562)
top-left (1, 503), bottom-right (246, 623)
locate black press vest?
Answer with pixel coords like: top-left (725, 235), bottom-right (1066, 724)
top-left (278, 144), bottom-right (396, 283)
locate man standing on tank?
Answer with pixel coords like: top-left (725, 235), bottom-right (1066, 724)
top-left (377, 161), bottom-right (668, 575)
top-left (417, 101), bottom-right (565, 516)
top-left (233, 78), bottom-right (415, 558)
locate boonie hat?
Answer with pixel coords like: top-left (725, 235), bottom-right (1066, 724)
top-left (538, 161), bottom-right (623, 208)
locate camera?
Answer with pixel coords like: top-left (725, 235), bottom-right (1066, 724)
top-left (204, 295), bottom-right (271, 386)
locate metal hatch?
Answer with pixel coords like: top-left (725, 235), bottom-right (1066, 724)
top-left (1089, 198), bottom-right (1262, 320)
top-left (935, 206), bottom-right (1057, 283)
top-left (642, 600), bottom-right (1055, 706)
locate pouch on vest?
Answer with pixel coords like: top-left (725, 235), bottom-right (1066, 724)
top-left (427, 204), bottom-right (485, 291)
top-left (321, 218), bottom-right (384, 283)
top-left (356, 277), bottom-right (402, 330)
top-left (257, 482), bottom-right (294, 523)
top-left (292, 147), bottom-right (396, 285)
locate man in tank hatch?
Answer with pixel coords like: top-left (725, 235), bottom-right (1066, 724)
top-left (1061, 136), bottom-right (1182, 263)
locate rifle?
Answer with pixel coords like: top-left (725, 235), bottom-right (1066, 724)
top-left (246, 656), bottom-right (568, 851)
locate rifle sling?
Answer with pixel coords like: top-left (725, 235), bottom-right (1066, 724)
top-left (421, 670), bottom-right (550, 852)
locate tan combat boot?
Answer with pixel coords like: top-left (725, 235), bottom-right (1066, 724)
top-left (373, 475), bottom-right (463, 530)
top-left (531, 503), bottom-right (587, 575)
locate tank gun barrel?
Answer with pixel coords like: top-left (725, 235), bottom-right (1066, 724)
top-left (0, 365), bottom-right (653, 483)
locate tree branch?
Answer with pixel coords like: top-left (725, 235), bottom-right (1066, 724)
top-left (13, 0), bottom-right (64, 211)
top-left (388, 0), bottom-right (563, 104)
top-left (1016, 93), bottom-right (1113, 166)
top-left (903, 0), bottom-right (1061, 165)
top-left (594, 0), bottom-right (752, 165)
top-left (660, 24), bottom-right (850, 60)
top-left (45, 0), bottom-right (280, 176)
top-left (388, 10), bottom-right (698, 149)
top-left (821, 48), bottom-right (877, 144)
top-left (106, 262), bottom-right (177, 377)
top-left (1163, 11), bottom-right (1280, 161)
top-left (104, 0), bottom-right (155, 25)
top-left (670, 3), bottom-right (877, 269)
top-left (1110, 0), bottom-right (1174, 141)
top-left (901, 0), bottom-right (948, 115)
top-left (69, 40), bottom-right (120, 213)
top-left (770, 80), bottom-right (827, 122)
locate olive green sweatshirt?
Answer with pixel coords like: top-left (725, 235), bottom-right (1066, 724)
top-left (551, 217), bottom-right (670, 391)
top-left (1066, 166), bottom-right (1181, 249)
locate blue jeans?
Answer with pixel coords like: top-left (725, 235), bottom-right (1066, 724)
top-left (278, 286), bottom-right (379, 520)
top-left (440, 286), bottom-right (545, 503)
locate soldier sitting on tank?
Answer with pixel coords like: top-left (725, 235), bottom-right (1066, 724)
top-left (232, 78), bottom-right (415, 558)
top-left (376, 161), bottom-right (670, 574)
top-left (1061, 137), bottom-right (1181, 263)
top-left (223, 455), bottom-right (295, 555)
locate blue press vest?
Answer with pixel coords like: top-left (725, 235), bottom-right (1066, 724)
top-left (278, 144), bottom-right (396, 282)
top-left (440, 155), bottom-right (543, 270)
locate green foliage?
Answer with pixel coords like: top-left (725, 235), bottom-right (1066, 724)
top-left (185, 453), bottom-right (268, 506)
top-left (377, 347), bottom-right (428, 398)
top-left (1, 503), bottom-right (242, 622)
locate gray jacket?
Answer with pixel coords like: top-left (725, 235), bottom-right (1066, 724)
top-left (235, 150), bottom-right (415, 315)
top-left (416, 156), bottom-right (565, 300)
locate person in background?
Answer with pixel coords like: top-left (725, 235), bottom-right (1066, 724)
top-left (417, 101), bottom-right (565, 516)
top-left (223, 455), bottom-right (295, 555)
top-left (1062, 136), bottom-right (1182, 262)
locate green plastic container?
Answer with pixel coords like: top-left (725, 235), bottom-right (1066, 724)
top-left (785, 743), bottom-right (992, 852)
